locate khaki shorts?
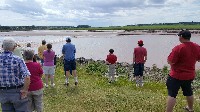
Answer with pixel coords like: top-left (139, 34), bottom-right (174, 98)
top-left (109, 64), bottom-right (116, 76)
top-left (43, 66), bottom-right (55, 75)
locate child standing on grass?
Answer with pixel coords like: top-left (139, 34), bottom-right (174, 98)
top-left (106, 49), bottom-right (117, 83)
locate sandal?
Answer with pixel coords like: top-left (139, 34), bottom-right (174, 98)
top-left (183, 106), bottom-right (194, 112)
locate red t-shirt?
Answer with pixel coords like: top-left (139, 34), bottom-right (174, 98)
top-left (168, 42), bottom-right (200, 80)
top-left (134, 47), bottom-right (147, 63)
top-left (26, 62), bottom-right (44, 91)
top-left (106, 54), bottom-right (117, 64)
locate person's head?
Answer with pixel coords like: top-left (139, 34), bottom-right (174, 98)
top-left (138, 40), bottom-right (144, 46)
top-left (109, 49), bottom-right (114, 54)
top-left (23, 49), bottom-right (34, 61)
top-left (66, 37), bottom-right (71, 43)
top-left (47, 43), bottom-right (52, 52)
top-left (177, 30), bottom-right (191, 42)
top-left (42, 40), bottom-right (46, 45)
top-left (27, 43), bottom-right (31, 47)
top-left (2, 37), bottom-right (16, 51)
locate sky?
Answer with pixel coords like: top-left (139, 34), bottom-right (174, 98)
top-left (0, 0), bottom-right (199, 27)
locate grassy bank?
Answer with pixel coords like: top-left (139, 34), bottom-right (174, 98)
top-left (0, 60), bottom-right (200, 112)
top-left (42, 61), bottom-right (200, 112)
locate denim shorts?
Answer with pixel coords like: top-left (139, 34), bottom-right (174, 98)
top-left (166, 75), bottom-right (193, 98)
top-left (134, 63), bottom-right (144, 76)
top-left (64, 59), bottom-right (76, 71)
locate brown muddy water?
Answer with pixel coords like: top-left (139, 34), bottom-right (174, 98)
top-left (0, 31), bottom-right (200, 68)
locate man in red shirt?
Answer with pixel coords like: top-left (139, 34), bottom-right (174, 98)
top-left (106, 49), bottom-right (117, 83)
top-left (166, 30), bottom-right (200, 112)
top-left (133, 40), bottom-right (147, 87)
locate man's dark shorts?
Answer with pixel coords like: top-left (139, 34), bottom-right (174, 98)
top-left (134, 63), bottom-right (144, 76)
top-left (64, 59), bottom-right (76, 71)
top-left (166, 75), bottom-right (193, 98)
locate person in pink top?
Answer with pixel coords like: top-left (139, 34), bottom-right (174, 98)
top-left (43, 43), bottom-right (55, 87)
top-left (166, 30), bottom-right (200, 112)
top-left (133, 40), bottom-right (147, 87)
top-left (24, 49), bottom-right (44, 112)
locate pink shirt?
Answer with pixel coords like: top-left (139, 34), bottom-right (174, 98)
top-left (26, 62), bottom-right (43, 91)
top-left (134, 47), bottom-right (147, 63)
top-left (43, 50), bottom-right (55, 66)
top-left (168, 42), bottom-right (200, 80)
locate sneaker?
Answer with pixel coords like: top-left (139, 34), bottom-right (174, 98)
top-left (75, 82), bottom-right (78, 86)
top-left (140, 83), bottom-right (144, 87)
top-left (51, 83), bottom-right (55, 87)
top-left (44, 83), bottom-right (48, 88)
top-left (64, 82), bottom-right (69, 86)
top-left (136, 84), bottom-right (139, 87)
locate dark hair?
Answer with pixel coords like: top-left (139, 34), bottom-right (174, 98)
top-left (138, 44), bottom-right (144, 47)
top-left (109, 49), bottom-right (114, 54)
top-left (47, 43), bottom-right (52, 52)
top-left (42, 40), bottom-right (46, 45)
top-left (177, 30), bottom-right (191, 40)
top-left (27, 43), bottom-right (31, 47)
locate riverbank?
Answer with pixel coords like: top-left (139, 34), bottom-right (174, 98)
top-left (1, 30), bottom-right (200, 37)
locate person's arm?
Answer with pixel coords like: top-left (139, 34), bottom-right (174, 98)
top-left (133, 52), bottom-right (135, 63)
top-left (144, 56), bottom-right (147, 63)
top-left (167, 47), bottom-right (179, 65)
top-left (20, 76), bottom-right (30, 99)
top-left (62, 45), bottom-right (65, 54)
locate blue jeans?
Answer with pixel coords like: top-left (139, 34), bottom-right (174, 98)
top-left (0, 88), bottom-right (29, 112)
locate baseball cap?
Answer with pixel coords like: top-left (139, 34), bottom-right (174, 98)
top-left (177, 30), bottom-right (191, 39)
top-left (66, 37), bottom-right (71, 42)
top-left (138, 40), bottom-right (144, 45)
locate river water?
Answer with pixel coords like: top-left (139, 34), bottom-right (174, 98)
top-left (0, 31), bottom-right (200, 68)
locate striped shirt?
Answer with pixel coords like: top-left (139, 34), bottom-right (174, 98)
top-left (0, 51), bottom-right (31, 87)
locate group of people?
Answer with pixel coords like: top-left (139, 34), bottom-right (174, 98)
top-left (104, 30), bottom-right (200, 112)
top-left (0, 29), bottom-right (200, 112)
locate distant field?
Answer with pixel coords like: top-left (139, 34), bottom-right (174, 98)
top-left (63, 24), bottom-right (200, 31)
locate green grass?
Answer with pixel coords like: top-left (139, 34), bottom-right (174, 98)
top-left (41, 64), bottom-right (200, 112)
top-left (1, 63), bottom-right (200, 112)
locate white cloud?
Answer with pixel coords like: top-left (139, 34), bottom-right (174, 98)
top-left (0, 0), bottom-right (199, 26)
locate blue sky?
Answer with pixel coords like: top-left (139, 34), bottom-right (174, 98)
top-left (0, 0), bottom-right (199, 27)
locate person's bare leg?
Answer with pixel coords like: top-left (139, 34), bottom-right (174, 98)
top-left (140, 76), bottom-right (144, 86)
top-left (45, 75), bottom-right (49, 87)
top-left (72, 70), bottom-right (78, 85)
top-left (166, 96), bottom-right (176, 112)
top-left (50, 75), bottom-right (54, 86)
top-left (65, 71), bottom-right (70, 84)
top-left (136, 76), bottom-right (139, 87)
top-left (186, 95), bottom-right (194, 111)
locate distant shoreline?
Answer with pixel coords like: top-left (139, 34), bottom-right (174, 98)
top-left (0, 30), bottom-right (200, 37)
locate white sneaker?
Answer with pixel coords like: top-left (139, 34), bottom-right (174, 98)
top-left (44, 83), bottom-right (48, 88)
top-left (136, 84), bottom-right (139, 87)
top-left (51, 83), bottom-right (55, 87)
